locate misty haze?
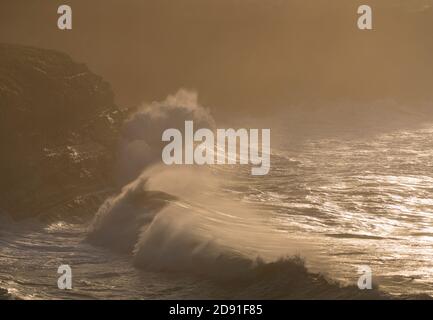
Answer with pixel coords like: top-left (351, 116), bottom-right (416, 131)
top-left (1, 0), bottom-right (433, 300)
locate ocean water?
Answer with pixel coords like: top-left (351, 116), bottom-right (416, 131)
top-left (2, 124), bottom-right (433, 299)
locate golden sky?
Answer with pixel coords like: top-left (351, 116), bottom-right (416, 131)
top-left (1, 0), bottom-right (432, 118)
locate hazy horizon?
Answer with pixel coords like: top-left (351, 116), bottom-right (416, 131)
top-left (1, 0), bottom-right (433, 119)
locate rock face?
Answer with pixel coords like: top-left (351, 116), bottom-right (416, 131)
top-left (0, 44), bottom-right (124, 220)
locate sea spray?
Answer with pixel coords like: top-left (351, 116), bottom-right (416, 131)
top-left (88, 165), bottom-right (314, 278)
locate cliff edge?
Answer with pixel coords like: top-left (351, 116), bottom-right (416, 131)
top-left (0, 44), bottom-right (124, 220)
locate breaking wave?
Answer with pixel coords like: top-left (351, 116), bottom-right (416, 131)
top-left (87, 164), bottom-right (388, 299)
top-left (84, 89), bottom-right (396, 299)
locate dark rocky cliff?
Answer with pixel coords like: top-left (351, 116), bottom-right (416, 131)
top-left (0, 44), bottom-right (124, 221)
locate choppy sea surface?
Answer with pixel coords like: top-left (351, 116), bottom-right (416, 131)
top-left (2, 124), bottom-right (433, 299)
